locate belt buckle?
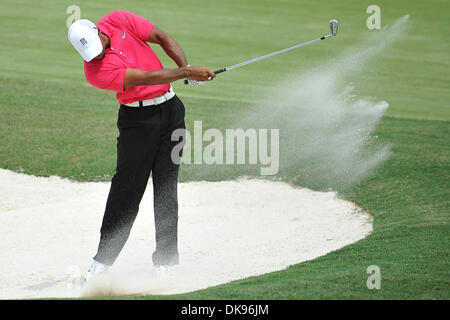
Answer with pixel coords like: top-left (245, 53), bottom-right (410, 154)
top-left (155, 96), bottom-right (164, 105)
top-left (139, 89), bottom-right (172, 107)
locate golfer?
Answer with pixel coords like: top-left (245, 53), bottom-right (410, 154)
top-left (68, 10), bottom-right (215, 283)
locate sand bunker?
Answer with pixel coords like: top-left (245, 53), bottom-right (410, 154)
top-left (0, 168), bottom-right (372, 299)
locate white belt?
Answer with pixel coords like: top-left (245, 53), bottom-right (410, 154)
top-left (124, 86), bottom-right (175, 107)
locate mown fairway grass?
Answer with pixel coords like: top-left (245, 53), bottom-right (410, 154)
top-left (0, 0), bottom-right (449, 299)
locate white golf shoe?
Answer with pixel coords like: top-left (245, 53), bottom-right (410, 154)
top-left (153, 265), bottom-right (168, 278)
top-left (82, 259), bottom-right (110, 285)
top-left (153, 265), bottom-right (175, 278)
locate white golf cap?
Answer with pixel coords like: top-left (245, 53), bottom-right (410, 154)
top-left (68, 19), bottom-right (103, 62)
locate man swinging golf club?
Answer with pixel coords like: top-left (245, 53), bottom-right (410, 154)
top-left (68, 10), bottom-right (215, 283)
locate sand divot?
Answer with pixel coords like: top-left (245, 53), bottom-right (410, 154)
top-left (0, 169), bottom-right (372, 298)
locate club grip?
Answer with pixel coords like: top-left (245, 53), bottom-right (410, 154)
top-left (214, 68), bottom-right (226, 74)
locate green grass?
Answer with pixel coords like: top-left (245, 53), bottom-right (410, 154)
top-left (0, 0), bottom-right (449, 299)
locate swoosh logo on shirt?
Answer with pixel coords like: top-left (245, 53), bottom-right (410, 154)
top-left (122, 31), bottom-right (126, 39)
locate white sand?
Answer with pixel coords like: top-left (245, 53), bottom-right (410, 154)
top-left (0, 168), bottom-right (372, 299)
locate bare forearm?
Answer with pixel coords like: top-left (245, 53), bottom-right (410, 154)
top-left (124, 68), bottom-right (189, 89)
top-left (124, 26), bottom-right (215, 90)
top-left (159, 36), bottom-right (188, 68)
top-left (124, 65), bottom-right (216, 90)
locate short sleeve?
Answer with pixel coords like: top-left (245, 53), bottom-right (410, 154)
top-left (117, 10), bottom-right (154, 41)
top-left (84, 63), bottom-right (127, 92)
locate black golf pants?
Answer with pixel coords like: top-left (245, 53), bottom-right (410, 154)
top-left (94, 95), bottom-right (185, 267)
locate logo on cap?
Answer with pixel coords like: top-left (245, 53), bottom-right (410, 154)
top-left (68, 19), bottom-right (103, 62)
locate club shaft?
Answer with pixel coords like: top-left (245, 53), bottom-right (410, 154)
top-left (222, 34), bottom-right (331, 72)
top-left (184, 33), bottom-right (332, 84)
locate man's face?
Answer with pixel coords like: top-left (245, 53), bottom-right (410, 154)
top-left (94, 29), bottom-right (107, 60)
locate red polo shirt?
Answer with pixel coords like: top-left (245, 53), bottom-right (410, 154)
top-left (84, 10), bottom-right (171, 105)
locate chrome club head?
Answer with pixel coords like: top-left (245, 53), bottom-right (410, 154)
top-left (329, 19), bottom-right (339, 36)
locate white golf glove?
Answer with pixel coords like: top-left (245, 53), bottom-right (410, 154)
top-left (185, 78), bottom-right (206, 86)
top-left (185, 64), bottom-right (211, 86)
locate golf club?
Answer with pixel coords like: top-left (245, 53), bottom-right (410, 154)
top-left (184, 19), bottom-right (339, 84)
